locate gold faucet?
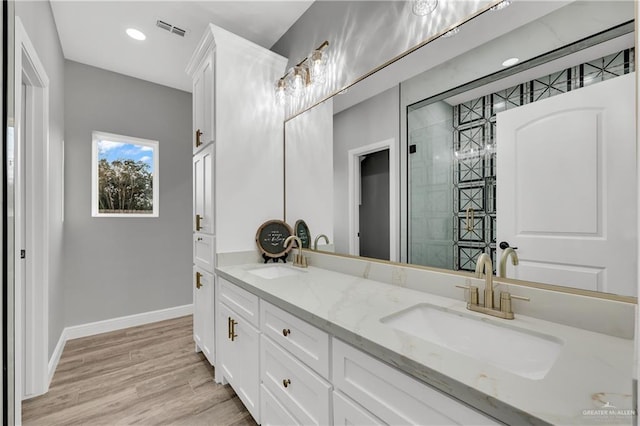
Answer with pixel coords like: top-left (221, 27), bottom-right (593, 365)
top-left (456, 253), bottom-right (529, 319)
top-left (475, 253), bottom-right (494, 309)
top-left (284, 235), bottom-right (307, 268)
top-left (499, 247), bottom-right (519, 278)
top-left (313, 234), bottom-right (329, 250)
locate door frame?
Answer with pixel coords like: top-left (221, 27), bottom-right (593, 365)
top-left (348, 138), bottom-right (398, 261)
top-left (14, 17), bottom-right (50, 409)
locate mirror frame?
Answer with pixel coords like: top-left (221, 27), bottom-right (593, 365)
top-left (282, 0), bottom-right (638, 305)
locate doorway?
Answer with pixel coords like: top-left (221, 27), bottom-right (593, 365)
top-left (14, 18), bottom-right (50, 412)
top-left (348, 138), bottom-right (398, 261)
top-left (359, 150), bottom-right (390, 260)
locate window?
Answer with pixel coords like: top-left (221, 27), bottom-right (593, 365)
top-left (91, 131), bottom-right (159, 217)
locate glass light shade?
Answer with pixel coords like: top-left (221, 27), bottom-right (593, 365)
top-left (308, 49), bottom-right (327, 85)
top-left (285, 66), bottom-right (307, 98)
top-left (412, 0), bottom-right (438, 16)
top-left (274, 79), bottom-right (286, 105)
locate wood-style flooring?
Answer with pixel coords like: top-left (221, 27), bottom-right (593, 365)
top-left (22, 315), bottom-right (256, 426)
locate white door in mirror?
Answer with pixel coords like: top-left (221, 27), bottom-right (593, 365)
top-left (497, 73), bottom-right (636, 296)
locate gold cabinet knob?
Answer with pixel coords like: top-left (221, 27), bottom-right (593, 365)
top-left (282, 379), bottom-right (291, 388)
top-left (282, 328), bottom-right (291, 337)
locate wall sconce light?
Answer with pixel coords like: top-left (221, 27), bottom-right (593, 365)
top-left (274, 40), bottom-right (329, 105)
top-left (412, 0), bottom-right (438, 16)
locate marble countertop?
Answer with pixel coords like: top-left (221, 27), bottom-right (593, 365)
top-left (216, 263), bottom-right (634, 425)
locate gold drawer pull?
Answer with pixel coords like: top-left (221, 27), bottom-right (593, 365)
top-left (195, 272), bottom-right (202, 289)
top-left (195, 214), bottom-right (203, 231)
top-left (282, 328), bottom-right (291, 337)
top-left (282, 379), bottom-right (291, 388)
top-left (228, 317), bottom-right (238, 341)
top-left (195, 129), bottom-right (203, 147)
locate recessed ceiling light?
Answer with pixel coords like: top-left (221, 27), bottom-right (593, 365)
top-left (490, 0), bottom-right (512, 11)
top-left (126, 28), bottom-right (146, 41)
top-left (502, 57), bottom-right (519, 67)
top-left (441, 27), bottom-right (460, 38)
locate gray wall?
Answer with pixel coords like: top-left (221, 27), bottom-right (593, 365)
top-left (271, 0), bottom-right (489, 117)
top-left (15, 1), bottom-right (65, 358)
top-left (333, 86), bottom-right (399, 254)
top-left (63, 61), bottom-right (192, 326)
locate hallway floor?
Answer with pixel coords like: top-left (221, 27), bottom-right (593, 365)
top-left (22, 315), bottom-right (255, 425)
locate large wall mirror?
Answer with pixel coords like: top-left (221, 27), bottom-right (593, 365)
top-left (284, 0), bottom-right (637, 298)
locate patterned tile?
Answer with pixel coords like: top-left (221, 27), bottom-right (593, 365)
top-left (458, 185), bottom-right (484, 212)
top-left (458, 216), bottom-right (485, 242)
top-left (456, 97), bottom-right (485, 125)
top-left (458, 246), bottom-right (485, 272)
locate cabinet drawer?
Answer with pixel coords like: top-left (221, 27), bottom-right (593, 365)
top-left (193, 233), bottom-right (214, 272)
top-left (332, 339), bottom-right (499, 425)
top-left (261, 384), bottom-right (299, 426)
top-left (260, 301), bottom-right (330, 379)
top-left (218, 277), bottom-right (259, 327)
top-left (333, 391), bottom-right (384, 426)
top-left (261, 335), bottom-right (331, 426)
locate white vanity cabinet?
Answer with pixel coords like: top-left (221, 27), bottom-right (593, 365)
top-left (260, 302), bottom-right (332, 426)
top-left (193, 266), bottom-right (214, 362)
top-left (192, 142), bottom-right (215, 365)
top-left (216, 278), bottom-right (261, 422)
top-left (187, 22), bottom-right (287, 373)
top-left (191, 46), bottom-right (214, 155)
top-left (332, 339), bottom-right (500, 425)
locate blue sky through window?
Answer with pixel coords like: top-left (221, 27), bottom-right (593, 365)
top-left (98, 140), bottom-right (155, 172)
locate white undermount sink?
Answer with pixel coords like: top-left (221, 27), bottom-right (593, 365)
top-left (381, 304), bottom-right (563, 380)
top-left (248, 265), bottom-right (302, 280)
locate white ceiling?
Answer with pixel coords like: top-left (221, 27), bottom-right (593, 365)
top-left (50, 1), bottom-right (314, 92)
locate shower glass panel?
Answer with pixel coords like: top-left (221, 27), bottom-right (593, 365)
top-left (407, 102), bottom-right (455, 270)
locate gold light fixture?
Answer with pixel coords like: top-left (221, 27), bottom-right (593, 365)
top-left (274, 40), bottom-right (329, 105)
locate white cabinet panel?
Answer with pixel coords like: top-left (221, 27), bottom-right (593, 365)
top-left (219, 277), bottom-right (259, 327)
top-left (193, 233), bottom-right (214, 272)
top-left (333, 390), bottom-right (384, 426)
top-left (261, 335), bottom-right (331, 426)
top-left (332, 339), bottom-right (499, 425)
top-left (260, 301), bottom-right (330, 379)
top-left (261, 384), bottom-right (300, 426)
top-left (193, 144), bottom-right (214, 234)
top-left (192, 54), bottom-right (214, 154)
top-left (193, 266), bottom-right (214, 364)
top-left (217, 301), bottom-right (260, 422)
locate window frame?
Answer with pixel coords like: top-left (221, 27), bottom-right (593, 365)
top-left (91, 131), bottom-right (159, 218)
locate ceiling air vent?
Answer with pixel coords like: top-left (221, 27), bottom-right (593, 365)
top-left (156, 20), bottom-right (187, 37)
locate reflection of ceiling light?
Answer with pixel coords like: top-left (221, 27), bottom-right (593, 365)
top-left (412, 0), bottom-right (438, 16)
top-left (502, 57), bottom-right (519, 67)
top-left (490, 0), bottom-right (512, 11)
top-left (126, 28), bottom-right (146, 41)
top-left (441, 27), bottom-right (460, 38)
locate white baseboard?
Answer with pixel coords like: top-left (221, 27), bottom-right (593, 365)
top-left (48, 328), bottom-right (68, 385)
top-left (47, 304), bottom-right (193, 385)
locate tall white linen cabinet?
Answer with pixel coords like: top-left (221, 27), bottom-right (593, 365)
top-left (186, 22), bottom-right (288, 419)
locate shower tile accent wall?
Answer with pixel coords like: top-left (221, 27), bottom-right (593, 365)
top-left (453, 48), bottom-right (635, 272)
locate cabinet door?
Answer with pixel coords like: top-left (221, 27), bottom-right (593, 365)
top-left (192, 55), bottom-right (214, 154)
top-left (193, 266), bottom-right (214, 364)
top-left (333, 391), bottom-right (384, 426)
top-left (193, 144), bottom-right (214, 234)
top-left (217, 302), bottom-right (260, 423)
